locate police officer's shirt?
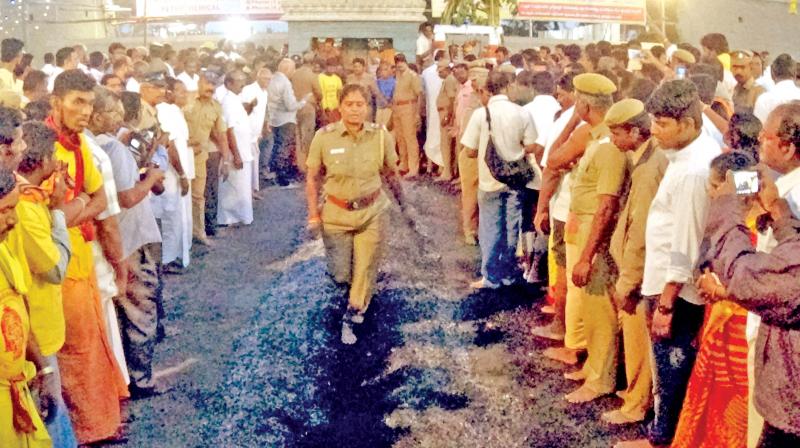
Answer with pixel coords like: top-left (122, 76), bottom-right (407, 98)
top-left (306, 121), bottom-right (398, 204)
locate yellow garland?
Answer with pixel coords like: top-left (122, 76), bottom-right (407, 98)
top-left (791, 0), bottom-right (798, 15)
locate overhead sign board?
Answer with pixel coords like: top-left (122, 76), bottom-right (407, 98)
top-left (517, 0), bottom-right (647, 25)
top-left (136, 0), bottom-right (283, 18)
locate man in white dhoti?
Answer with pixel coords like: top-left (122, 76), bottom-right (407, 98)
top-left (422, 56), bottom-right (447, 173)
top-left (240, 67), bottom-right (271, 195)
top-left (217, 70), bottom-right (253, 226)
top-left (157, 77), bottom-right (195, 268)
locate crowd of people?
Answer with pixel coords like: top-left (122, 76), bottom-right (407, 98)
top-left (0, 20), bottom-right (797, 448)
top-left (417, 30), bottom-right (799, 448)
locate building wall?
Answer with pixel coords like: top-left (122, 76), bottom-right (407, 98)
top-left (0, 0), bottom-right (109, 56)
top-left (287, 22), bottom-right (419, 57)
top-left (675, 0), bottom-right (800, 58)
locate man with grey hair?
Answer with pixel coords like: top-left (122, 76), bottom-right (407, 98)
top-left (90, 86), bottom-right (168, 399)
top-left (268, 58), bottom-right (312, 186)
top-left (534, 73), bottom-right (616, 380)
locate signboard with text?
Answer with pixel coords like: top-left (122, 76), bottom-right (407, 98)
top-left (135, 0), bottom-right (283, 18)
top-left (517, 0), bottom-right (647, 25)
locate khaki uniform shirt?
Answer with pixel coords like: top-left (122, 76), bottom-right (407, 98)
top-left (346, 73), bottom-right (379, 100)
top-left (436, 74), bottom-right (459, 121)
top-left (139, 101), bottom-right (159, 130)
top-left (610, 139), bottom-right (669, 299)
top-left (569, 124), bottom-right (623, 216)
top-left (732, 78), bottom-right (766, 113)
top-left (393, 70), bottom-right (422, 104)
top-left (306, 121), bottom-right (399, 225)
top-left (185, 97), bottom-right (226, 155)
top-left (291, 65), bottom-right (321, 114)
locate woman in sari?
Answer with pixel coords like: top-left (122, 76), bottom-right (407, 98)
top-left (671, 151), bottom-right (754, 448)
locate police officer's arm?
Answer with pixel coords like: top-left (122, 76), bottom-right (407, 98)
top-left (384, 172), bottom-right (406, 211)
top-left (415, 75), bottom-right (424, 119)
top-left (572, 146), bottom-right (626, 287)
top-left (211, 116), bottom-right (232, 161)
top-left (305, 132), bottom-right (324, 223)
top-left (306, 165), bottom-right (322, 221)
top-left (533, 123), bottom-right (591, 233)
top-left (545, 122), bottom-right (591, 171)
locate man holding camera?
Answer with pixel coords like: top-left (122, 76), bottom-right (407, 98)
top-left (90, 86), bottom-right (167, 399)
top-left (698, 101), bottom-right (800, 446)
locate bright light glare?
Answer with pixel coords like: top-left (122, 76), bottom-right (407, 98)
top-left (222, 17), bottom-right (249, 43)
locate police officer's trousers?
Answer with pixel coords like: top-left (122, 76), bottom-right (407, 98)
top-left (322, 212), bottom-right (387, 312)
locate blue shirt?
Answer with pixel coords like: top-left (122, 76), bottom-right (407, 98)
top-left (376, 77), bottom-right (396, 108)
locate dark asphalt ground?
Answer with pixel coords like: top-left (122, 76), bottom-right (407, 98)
top-left (110, 179), bottom-right (649, 448)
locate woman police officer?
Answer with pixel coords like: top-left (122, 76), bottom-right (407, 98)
top-left (305, 84), bottom-right (408, 345)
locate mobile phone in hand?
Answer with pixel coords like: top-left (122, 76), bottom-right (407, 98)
top-left (733, 170), bottom-right (759, 195)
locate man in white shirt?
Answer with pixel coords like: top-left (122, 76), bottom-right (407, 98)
top-left (217, 70), bottom-right (253, 227)
top-left (73, 44), bottom-right (90, 75)
top-left (83, 117), bottom-right (132, 391)
top-left (268, 58), bottom-right (311, 186)
top-left (48, 47), bottom-right (80, 92)
top-left (754, 54), bottom-right (800, 125)
top-left (632, 80), bottom-right (722, 448)
top-left (422, 57), bottom-right (446, 173)
top-left (523, 72), bottom-right (562, 189)
top-left (461, 71), bottom-right (537, 289)
top-left (176, 59), bottom-right (200, 95)
top-left (520, 71), bottom-right (560, 284)
top-left (41, 52), bottom-right (56, 78)
top-left (527, 72), bottom-right (577, 343)
top-left (157, 77), bottom-right (195, 268)
top-left (125, 61), bottom-right (148, 94)
top-left (88, 51), bottom-right (106, 84)
top-left (240, 67), bottom-right (271, 192)
top-left (415, 22), bottom-right (435, 70)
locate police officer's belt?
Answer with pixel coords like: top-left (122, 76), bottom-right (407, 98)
top-left (327, 190), bottom-right (382, 211)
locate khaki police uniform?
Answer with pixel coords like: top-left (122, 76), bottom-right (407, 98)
top-left (185, 97), bottom-right (227, 238)
top-left (457, 64), bottom-right (488, 241)
top-left (436, 69), bottom-right (460, 180)
top-left (291, 65), bottom-right (322, 173)
top-left (392, 69), bottom-right (423, 175)
top-left (562, 73), bottom-right (621, 397)
top-left (307, 121), bottom-right (399, 312)
top-left (607, 99), bottom-right (668, 421)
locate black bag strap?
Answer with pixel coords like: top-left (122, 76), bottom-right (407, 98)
top-left (485, 106), bottom-right (492, 132)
